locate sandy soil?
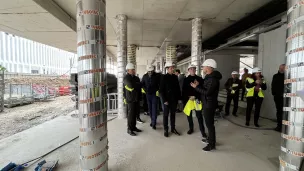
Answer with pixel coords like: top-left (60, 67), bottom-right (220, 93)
top-left (0, 96), bottom-right (75, 140)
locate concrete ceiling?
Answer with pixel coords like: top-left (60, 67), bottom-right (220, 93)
top-left (0, 0), bottom-right (272, 65)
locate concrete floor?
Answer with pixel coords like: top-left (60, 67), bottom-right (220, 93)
top-left (0, 112), bottom-right (281, 171)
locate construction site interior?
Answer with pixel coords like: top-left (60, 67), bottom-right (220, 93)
top-left (0, 0), bottom-right (302, 171)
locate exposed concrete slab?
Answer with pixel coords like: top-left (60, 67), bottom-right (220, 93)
top-left (0, 112), bottom-right (280, 171)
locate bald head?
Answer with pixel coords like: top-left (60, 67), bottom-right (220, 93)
top-left (279, 64), bottom-right (285, 74)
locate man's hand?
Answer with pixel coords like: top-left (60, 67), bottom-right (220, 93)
top-left (164, 102), bottom-right (169, 105)
top-left (256, 80), bottom-right (261, 84)
top-left (194, 79), bottom-right (199, 86)
top-left (190, 82), bottom-right (197, 88)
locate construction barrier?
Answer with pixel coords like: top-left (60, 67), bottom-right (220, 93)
top-left (59, 86), bottom-right (71, 96)
top-left (107, 93), bottom-right (118, 115)
top-left (32, 84), bottom-right (57, 100)
top-left (4, 84), bottom-right (34, 107)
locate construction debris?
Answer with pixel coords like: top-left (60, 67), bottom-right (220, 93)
top-left (5, 77), bottom-right (70, 87)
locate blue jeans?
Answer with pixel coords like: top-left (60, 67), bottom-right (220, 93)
top-left (147, 94), bottom-right (158, 126)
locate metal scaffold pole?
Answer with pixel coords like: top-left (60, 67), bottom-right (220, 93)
top-left (281, 0), bottom-right (304, 170)
top-left (77, 0), bottom-right (108, 170)
top-left (116, 14), bottom-right (127, 119)
top-left (191, 18), bottom-right (202, 75)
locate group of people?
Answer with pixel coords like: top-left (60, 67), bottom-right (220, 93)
top-left (123, 59), bottom-right (285, 152)
top-left (223, 64), bottom-right (285, 131)
top-left (123, 59), bottom-right (221, 151)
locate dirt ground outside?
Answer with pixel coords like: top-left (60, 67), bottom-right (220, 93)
top-left (0, 96), bottom-right (75, 140)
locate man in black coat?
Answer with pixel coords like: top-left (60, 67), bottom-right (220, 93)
top-left (182, 64), bottom-right (207, 139)
top-left (191, 59), bottom-right (222, 151)
top-left (142, 65), bottom-right (161, 129)
top-left (272, 64), bottom-right (285, 132)
top-left (160, 62), bottom-right (181, 137)
top-left (224, 71), bottom-right (242, 117)
top-left (123, 63), bottom-right (142, 136)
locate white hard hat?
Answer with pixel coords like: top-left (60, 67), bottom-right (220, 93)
top-left (146, 65), bottom-right (154, 72)
top-left (188, 64), bottom-right (197, 70)
top-left (252, 67), bottom-right (262, 73)
top-left (126, 63), bottom-right (135, 70)
top-left (201, 59), bottom-right (217, 69)
top-left (231, 71), bottom-right (239, 75)
top-left (165, 61), bottom-right (175, 68)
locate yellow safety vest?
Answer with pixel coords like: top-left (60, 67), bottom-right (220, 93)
top-left (183, 99), bottom-right (203, 116)
top-left (141, 88), bottom-right (146, 94)
top-left (231, 83), bottom-right (239, 94)
top-left (156, 91), bottom-right (159, 97)
top-left (246, 78), bottom-right (265, 98)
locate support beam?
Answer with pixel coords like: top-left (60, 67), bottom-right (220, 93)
top-left (281, 0), bottom-right (304, 170)
top-left (191, 18), bottom-right (202, 75)
top-left (33, 0), bottom-right (76, 31)
top-left (116, 14), bottom-right (127, 119)
top-left (127, 44), bottom-right (137, 66)
top-left (77, 0), bottom-right (108, 170)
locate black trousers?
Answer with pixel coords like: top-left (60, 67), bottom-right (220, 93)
top-left (187, 110), bottom-right (206, 136)
top-left (246, 97), bottom-right (263, 125)
top-left (241, 87), bottom-right (246, 101)
top-left (204, 108), bottom-right (216, 146)
top-left (143, 94), bottom-right (148, 113)
top-left (225, 94), bottom-right (239, 115)
top-left (163, 101), bottom-right (177, 131)
top-left (127, 102), bottom-right (139, 131)
top-left (274, 96), bottom-right (283, 128)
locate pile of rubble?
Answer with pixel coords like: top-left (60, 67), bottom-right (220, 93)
top-left (5, 77), bottom-right (70, 87)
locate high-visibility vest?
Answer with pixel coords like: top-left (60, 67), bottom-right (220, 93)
top-left (246, 78), bottom-right (265, 98)
top-left (141, 88), bottom-right (146, 94)
top-left (183, 99), bottom-right (202, 116)
top-left (156, 91), bottom-right (159, 97)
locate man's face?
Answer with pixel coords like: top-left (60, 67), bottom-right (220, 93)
top-left (128, 69), bottom-right (136, 75)
top-left (279, 65), bottom-right (285, 73)
top-left (168, 66), bottom-right (175, 74)
top-left (232, 74), bottom-right (237, 79)
top-left (174, 72), bottom-right (179, 76)
top-left (244, 69), bottom-right (248, 73)
top-left (255, 72), bottom-right (261, 77)
top-left (189, 67), bottom-right (196, 75)
top-left (202, 66), bottom-right (208, 74)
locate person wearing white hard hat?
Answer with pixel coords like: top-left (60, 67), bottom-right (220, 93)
top-left (241, 68), bottom-right (251, 101)
top-left (224, 71), bottom-right (242, 117)
top-left (182, 64), bottom-right (207, 139)
top-left (141, 65), bottom-right (161, 130)
top-left (245, 67), bottom-right (267, 127)
top-left (159, 61), bottom-right (181, 137)
top-left (123, 63), bottom-right (142, 136)
top-left (190, 59), bottom-right (222, 151)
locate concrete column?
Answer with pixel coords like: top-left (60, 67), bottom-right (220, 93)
top-left (280, 0), bottom-right (304, 170)
top-left (191, 18), bottom-right (202, 75)
top-left (77, 1), bottom-right (108, 170)
top-left (165, 46), bottom-right (176, 64)
top-left (160, 56), bottom-right (164, 73)
top-left (116, 14), bottom-right (127, 119)
top-left (127, 44), bottom-right (137, 66)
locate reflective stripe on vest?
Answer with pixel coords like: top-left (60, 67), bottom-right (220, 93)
top-left (183, 99), bottom-right (203, 116)
top-left (156, 91), bottom-right (159, 97)
top-left (246, 78), bottom-right (264, 98)
top-left (141, 88), bottom-right (146, 94)
top-left (125, 85), bottom-right (134, 92)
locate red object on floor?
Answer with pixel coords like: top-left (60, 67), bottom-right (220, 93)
top-left (59, 86), bottom-right (70, 96)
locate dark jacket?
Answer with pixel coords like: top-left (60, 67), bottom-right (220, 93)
top-left (195, 71), bottom-right (222, 109)
top-left (271, 72), bottom-right (284, 97)
top-left (159, 73), bottom-right (181, 103)
top-left (182, 75), bottom-right (203, 103)
top-left (141, 72), bottom-right (161, 95)
top-left (224, 78), bottom-right (242, 96)
top-left (123, 74), bottom-right (141, 103)
top-left (178, 74), bottom-right (185, 92)
top-left (245, 75), bottom-right (267, 97)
